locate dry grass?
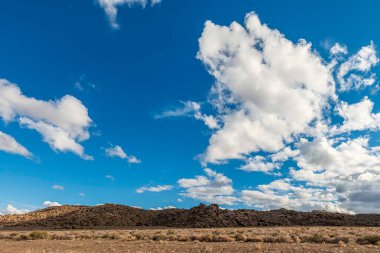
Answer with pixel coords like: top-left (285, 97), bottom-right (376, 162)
top-left (1, 227), bottom-right (380, 253)
top-left (0, 226), bottom-right (380, 246)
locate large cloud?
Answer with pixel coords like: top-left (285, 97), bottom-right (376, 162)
top-left (197, 12), bottom-right (335, 163)
top-left (291, 137), bottom-right (380, 213)
top-left (0, 79), bottom-right (92, 159)
top-left (192, 12), bottom-right (380, 213)
top-left (241, 179), bottom-right (346, 213)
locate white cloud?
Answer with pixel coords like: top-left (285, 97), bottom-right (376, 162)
top-left (197, 12), bottom-right (335, 163)
top-left (43, 201), bottom-right (62, 207)
top-left (74, 75), bottom-right (96, 92)
top-left (239, 155), bottom-right (280, 174)
top-left (1, 204), bottom-right (29, 215)
top-left (105, 175), bottom-right (115, 180)
top-left (235, 136), bottom-right (380, 213)
top-left (136, 184), bottom-right (173, 193)
top-left (193, 12), bottom-right (380, 213)
top-left (105, 145), bottom-right (141, 163)
top-left (149, 206), bottom-right (176, 211)
top-left (0, 131), bottom-right (32, 158)
top-left (150, 0), bottom-right (162, 5)
top-left (52, 185), bottom-right (64, 190)
top-left (155, 101), bottom-right (200, 119)
top-left (291, 137), bottom-right (380, 213)
top-left (178, 168), bottom-right (237, 205)
top-left (156, 101), bottom-right (219, 129)
top-left (334, 97), bottom-right (380, 133)
top-left (20, 118), bottom-right (93, 160)
top-left (271, 147), bottom-right (299, 162)
top-left (330, 43), bottom-right (348, 57)
top-left (97, 0), bottom-right (161, 29)
top-left (241, 179), bottom-right (348, 213)
top-left (237, 136), bottom-right (380, 213)
top-left (0, 79), bottom-right (93, 159)
top-left (337, 42), bottom-right (379, 91)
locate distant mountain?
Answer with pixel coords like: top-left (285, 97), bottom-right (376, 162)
top-left (1, 204), bottom-right (380, 229)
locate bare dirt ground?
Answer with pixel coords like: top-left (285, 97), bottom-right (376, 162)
top-left (1, 227), bottom-right (380, 253)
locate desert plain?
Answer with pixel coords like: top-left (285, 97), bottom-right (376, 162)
top-left (1, 227), bottom-right (380, 253)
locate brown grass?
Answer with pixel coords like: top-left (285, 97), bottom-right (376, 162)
top-left (0, 227), bottom-right (380, 246)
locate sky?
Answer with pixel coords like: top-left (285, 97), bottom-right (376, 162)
top-left (1, 0), bottom-right (380, 214)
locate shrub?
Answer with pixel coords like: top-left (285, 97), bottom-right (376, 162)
top-left (245, 236), bottom-right (263, 243)
top-left (152, 234), bottom-right (167, 241)
top-left (211, 235), bottom-right (233, 242)
top-left (234, 233), bottom-right (246, 241)
top-left (51, 234), bottom-right (75, 240)
top-left (101, 233), bottom-right (119, 240)
top-left (18, 234), bottom-right (30, 240)
top-left (263, 236), bottom-right (292, 243)
top-left (29, 231), bottom-right (49, 240)
top-left (303, 233), bottom-right (327, 244)
top-left (357, 235), bottom-right (380, 245)
top-left (330, 237), bottom-right (350, 244)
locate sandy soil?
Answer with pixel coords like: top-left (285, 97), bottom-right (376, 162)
top-left (1, 240), bottom-right (380, 253)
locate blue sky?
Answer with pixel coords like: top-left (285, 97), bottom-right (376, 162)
top-left (1, 0), bottom-right (380, 214)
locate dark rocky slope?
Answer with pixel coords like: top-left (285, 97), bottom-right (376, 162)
top-left (1, 204), bottom-right (380, 229)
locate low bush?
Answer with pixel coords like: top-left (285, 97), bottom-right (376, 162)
top-left (357, 235), bottom-right (380, 245)
top-left (29, 231), bottom-right (49, 240)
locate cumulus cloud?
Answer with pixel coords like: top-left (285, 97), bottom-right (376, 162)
top-left (105, 145), bottom-right (141, 163)
top-left (191, 12), bottom-right (380, 213)
top-left (0, 204), bottom-right (29, 215)
top-left (136, 184), bottom-right (173, 193)
top-left (334, 97), bottom-right (380, 133)
top-left (178, 168), bottom-right (237, 205)
top-left (239, 156), bottom-right (280, 174)
top-left (197, 12), bottom-right (335, 163)
top-left (0, 79), bottom-right (93, 159)
top-left (97, 0), bottom-right (162, 29)
top-left (0, 131), bottom-right (32, 158)
top-left (43, 201), bottom-right (62, 207)
top-left (337, 42), bottom-right (379, 91)
top-left (20, 118), bottom-right (92, 160)
top-left (241, 179), bottom-right (347, 213)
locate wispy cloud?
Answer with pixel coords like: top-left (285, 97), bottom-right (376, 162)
top-left (105, 145), bottom-right (141, 164)
top-left (105, 175), bottom-right (115, 180)
top-left (136, 184), bottom-right (173, 193)
top-left (52, 185), bottom-right (64, 191)
top-left (156, 101), bottom-right (219, 129)
top-left (97, 0), bottom-right (162, 29)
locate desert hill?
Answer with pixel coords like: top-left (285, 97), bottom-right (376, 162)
top-left (1, 204), bottom-right (380, 229)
